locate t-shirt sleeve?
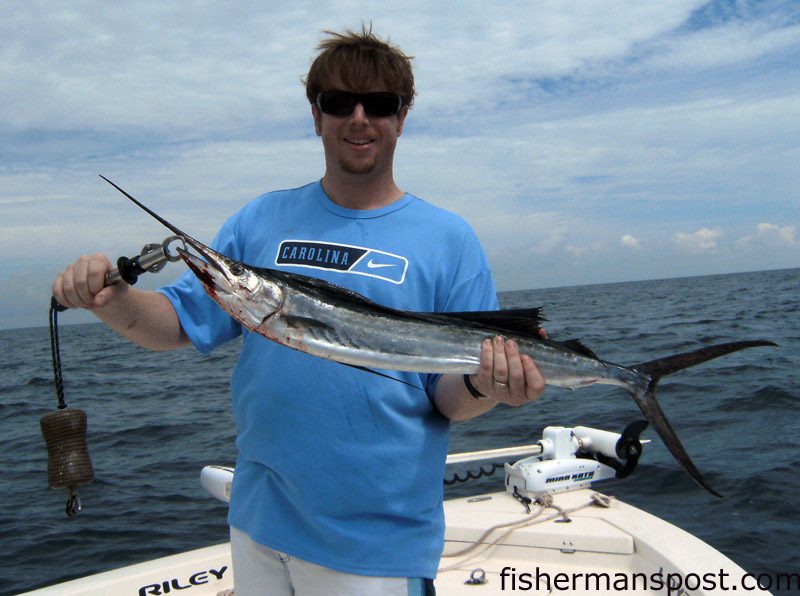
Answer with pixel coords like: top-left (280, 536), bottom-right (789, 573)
top-left (439, 222), bottom-right (499, 313)
top-left (157, 218), bottom-right (243, 354)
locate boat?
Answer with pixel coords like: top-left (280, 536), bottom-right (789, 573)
top-left (21, 424), bottom-right (768, 595)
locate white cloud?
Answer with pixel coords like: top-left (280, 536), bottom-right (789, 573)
top-left (674, 227), bottom-right (722, 253)
top-left (640, 16), bottom-right (800, 75)
top-left (756, 222), bottom-right (797, 245)
top-left (621, 234), bottom-right (641, 249)
top-left (738, 223), bottom-right (798, 247)
top-left (565, 245), bottom-right (587, 257)
top-left (564, 242), bottom-right (604, 258)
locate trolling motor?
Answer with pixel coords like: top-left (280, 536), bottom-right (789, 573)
top-left (200, 423), bottom-right (650, 509)
top-left (505, 421), bottom-right (648, 496)
top-left (41, 235), bottom-right (184, 517)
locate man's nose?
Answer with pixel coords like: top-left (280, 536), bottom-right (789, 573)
top-left (351, 102), bottom-right (369, 122)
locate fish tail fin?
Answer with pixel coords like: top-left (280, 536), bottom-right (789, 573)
top-left (629, 340), bottom-right (776, 498)
top-left (630, 383), bottom-right (723, 497)
top-left (632, 340), bottom-right (776, 381)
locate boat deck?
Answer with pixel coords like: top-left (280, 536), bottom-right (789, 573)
top-left (22, 489), bottom-right (763, 595)
top-left (437, 488), bottom-right (749, 594)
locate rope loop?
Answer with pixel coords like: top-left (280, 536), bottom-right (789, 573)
top-left (49, 297), bottom-right (68, 409)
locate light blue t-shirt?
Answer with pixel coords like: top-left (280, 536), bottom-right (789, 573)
top-left (159, 181), bottom-right (498, 578)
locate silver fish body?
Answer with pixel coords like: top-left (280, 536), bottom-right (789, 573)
top-left (100, 176), bottom-right (776, 497)
top-left (183, 245), bottom-right (646, 386)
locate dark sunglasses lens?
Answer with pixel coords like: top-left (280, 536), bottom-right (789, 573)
top-left (318, 92), bottom-right (400, 117)
top-left (362, 93), bottom-right (401, 117)
top-left (318, 92), bottom-right (356, 116)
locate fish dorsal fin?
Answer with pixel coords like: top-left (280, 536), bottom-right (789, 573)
top-left (441, 308), bottom-right (544, 337)
top-left (563, 339), bottom-right (600, 360)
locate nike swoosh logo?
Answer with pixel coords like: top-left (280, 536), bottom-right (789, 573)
top-left (366, 259), bottom-right (396, 269)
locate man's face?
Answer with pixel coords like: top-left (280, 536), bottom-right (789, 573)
top-left (312, 85), bottom-right (408, 179)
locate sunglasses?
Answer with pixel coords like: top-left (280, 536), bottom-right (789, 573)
top-left (316, 91), bottom-right (403, 118)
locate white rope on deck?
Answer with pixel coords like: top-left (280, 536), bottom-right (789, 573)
top-left (439, 492), bottom-right (613, 572)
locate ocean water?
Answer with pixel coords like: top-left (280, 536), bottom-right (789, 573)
top-left (2, 268), bottom-right (798, 595)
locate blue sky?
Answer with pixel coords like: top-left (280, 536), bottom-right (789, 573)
top-left (1, 1), bottom-right (798, 329)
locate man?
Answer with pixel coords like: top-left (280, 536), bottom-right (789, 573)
top-left (53, 26), bottom-right (545, 595)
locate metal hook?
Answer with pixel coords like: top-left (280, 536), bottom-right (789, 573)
top-left (161, 235), bottom-right (188, 262)
top-left (105, 234), bottom-right (187, 286)
top-left (65, 488), bottom-right (82, 518)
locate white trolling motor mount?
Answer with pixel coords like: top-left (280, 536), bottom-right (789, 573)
top-left (504, 421), bottom-right (649, 496)
top-left (200, 422), bottom-right (651, 507)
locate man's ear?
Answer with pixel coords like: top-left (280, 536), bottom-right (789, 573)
top-left (395, 105), bottom-right (409, 136)
top-left (311, 104), bottom-right (322, 136)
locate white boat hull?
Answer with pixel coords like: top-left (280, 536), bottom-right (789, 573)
top-left (21, 542), bottom-right (233, 596)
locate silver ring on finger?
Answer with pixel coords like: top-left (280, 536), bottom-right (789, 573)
top-left (492, 377), bottom-right (508, 388)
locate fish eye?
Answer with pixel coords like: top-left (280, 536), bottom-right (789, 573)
top-left (230, 263), bottom-right (245, 276)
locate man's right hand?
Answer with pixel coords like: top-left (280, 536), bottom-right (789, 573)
top-left (52, 253), bottom-right (129, 310)
top-left (52, 253), bottom-right (188, 351)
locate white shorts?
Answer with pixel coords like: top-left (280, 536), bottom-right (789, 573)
top-left (230, 526), bottom-right (435, 596)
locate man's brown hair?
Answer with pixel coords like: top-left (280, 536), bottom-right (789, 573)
top-left (305, 24), bottom-right (415, 109)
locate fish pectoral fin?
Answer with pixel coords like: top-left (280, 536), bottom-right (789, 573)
top-left (340, 362), bottom-right (424, 391)
top-left (281, 315), bottom-right (336, 333)
top-left (440, 307), bottom-right (545, 337)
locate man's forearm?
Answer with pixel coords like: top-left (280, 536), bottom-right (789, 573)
top-left (92, 288), bottom-right (189, 351)
top-left (434, 373), bottom-right (497, 421)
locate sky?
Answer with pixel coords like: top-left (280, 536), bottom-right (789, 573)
top-left (2, 0), bottom-right (798, 329)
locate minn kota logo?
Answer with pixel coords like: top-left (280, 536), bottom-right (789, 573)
top-left (276, 240), bottom-right (408, 284)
